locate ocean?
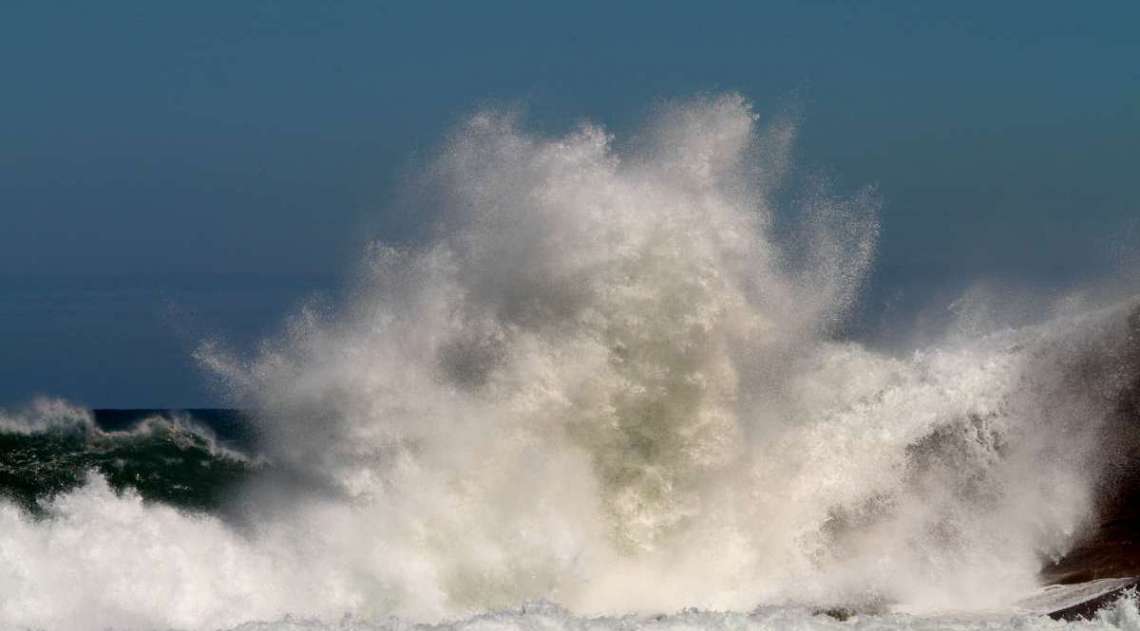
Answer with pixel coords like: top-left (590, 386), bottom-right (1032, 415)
top-left (3, 94), bottom-right (1140, 630)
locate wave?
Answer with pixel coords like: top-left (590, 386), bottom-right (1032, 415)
top-left (2, 94), bottom-right (1139, 630)
top-left (0, 401), bottom-right (259, 514)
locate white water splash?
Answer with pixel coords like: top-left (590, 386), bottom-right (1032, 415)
top-left (1, 95), bottom-right (1135, 630)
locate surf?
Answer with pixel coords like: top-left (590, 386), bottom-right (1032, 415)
top-left (2, 94), bottom-right (1139, 630)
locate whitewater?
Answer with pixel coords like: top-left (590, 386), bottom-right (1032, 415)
top-left (3, 94), bottom-right (1140, 630)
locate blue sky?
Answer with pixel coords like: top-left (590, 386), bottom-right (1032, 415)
top-left (2, 1), bottom-right (1138, 406)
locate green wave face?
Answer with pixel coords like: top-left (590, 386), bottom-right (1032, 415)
top-left (0, 410), bottom-right (260, 515)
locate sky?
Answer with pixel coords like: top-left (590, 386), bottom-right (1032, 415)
top-left (2, 1), bottom-right (1138, 407)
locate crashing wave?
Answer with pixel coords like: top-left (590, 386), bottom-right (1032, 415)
top-left (2, 94), bottom-right (1139, 630)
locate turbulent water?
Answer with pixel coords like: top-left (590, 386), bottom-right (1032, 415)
top-left (3, 94), bottom-right (1140, 630)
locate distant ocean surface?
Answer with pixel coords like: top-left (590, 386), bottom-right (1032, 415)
top-left (0, 273), bottom-right (338, 407)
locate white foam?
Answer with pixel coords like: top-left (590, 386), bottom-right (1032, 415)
top-left (219, 595), bottom-right (1140, 631)
top-left (1, 95), bottom-right (1134, 630)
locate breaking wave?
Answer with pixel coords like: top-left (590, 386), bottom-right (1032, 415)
top-left (2, 94), bottom-right (1138, 630)
top-left (0, 402), bottom-right (257, 515)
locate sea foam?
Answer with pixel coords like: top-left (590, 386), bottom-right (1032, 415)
top-left (2, 95), bottom-right (1136, 630)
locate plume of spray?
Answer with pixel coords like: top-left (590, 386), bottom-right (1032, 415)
top-left (2, 94), bottom-right (1134, 631)
top-left (200, 93), bottom-right (891, 607)
top-left (199, 91), bottom-right (1101, 611)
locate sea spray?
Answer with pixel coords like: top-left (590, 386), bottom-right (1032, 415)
top-left (1, 94), bottom-right (1136, 630)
